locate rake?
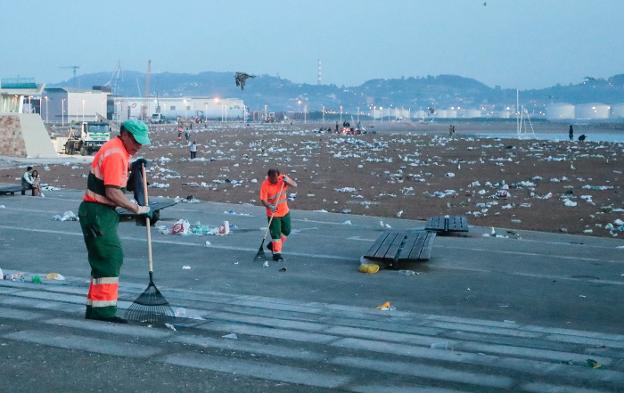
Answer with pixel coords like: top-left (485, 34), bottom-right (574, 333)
top-left (253, 182), bottom-right (284, 262)
top-left (125, 164), bottom-right (175, 326)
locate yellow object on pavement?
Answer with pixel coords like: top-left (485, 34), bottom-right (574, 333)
top-left (359, 263), bottom-right (380, 274)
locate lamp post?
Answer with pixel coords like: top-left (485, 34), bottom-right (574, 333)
top-left (44, 96), bottom-right (49, 123)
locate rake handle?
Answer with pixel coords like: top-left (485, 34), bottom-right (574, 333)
top-left (141, 164), bottom-right (154, 274)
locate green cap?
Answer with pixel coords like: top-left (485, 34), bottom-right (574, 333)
top-left (122, 119), bottom-right (150, 145)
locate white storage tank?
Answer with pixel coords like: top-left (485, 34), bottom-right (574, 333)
top-left (611, 103), bottom-right (624, 118)
top-left (436, 109), bottom-right (458, 118)
top-left (460, 109), bottom-right (482, 118)
top-left (575, 103), bottom-right (610, 120)
top-left (546, 103), bottom-right (575, 120)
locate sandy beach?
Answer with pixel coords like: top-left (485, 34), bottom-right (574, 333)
top-left (2, 122), bottom-right (623, 238)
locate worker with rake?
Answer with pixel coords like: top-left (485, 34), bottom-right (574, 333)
top-left (78, 120), bottom-right (152, 323)
top-left (259, 168), bottom-right (297, 261)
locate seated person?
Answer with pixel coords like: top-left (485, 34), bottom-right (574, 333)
top-left (21, 166), bottom-right (35, 196)
top-left (31, 170), bottom-right (42, 196)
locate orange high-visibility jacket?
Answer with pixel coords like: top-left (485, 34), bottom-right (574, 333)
top-left (83, 137), bottom-right (131, 206)
top-left (259, 177), bottom-right (289, 217)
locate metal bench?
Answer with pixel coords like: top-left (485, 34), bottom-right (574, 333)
top-left (117, 200), bottom-right (177, 225)
top-left (0, 184), bottom-right (24, 196)
top-left (363, 230), bottom-right (436, 267)
top-left (425, 215), bottom-right (469, 233)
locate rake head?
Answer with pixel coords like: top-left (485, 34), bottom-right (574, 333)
top-left (125, 276), bottom-right (175, 326)
top-left (254, 239), bottom-right (267, 262)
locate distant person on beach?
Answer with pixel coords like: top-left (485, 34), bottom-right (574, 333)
top-left (189, 141), bottom-right (197, 159)
top-left (449, 124), bottom-right (456, 137)
top-left (569, 125), bottom-right (574, 141)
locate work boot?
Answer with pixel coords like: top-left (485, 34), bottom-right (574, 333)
top-left (266, 241), bottom-right (273, 251)
top-left (86, 315), bottom-right (128, 324)
top-left (272, 253), bottom-right (284, 262)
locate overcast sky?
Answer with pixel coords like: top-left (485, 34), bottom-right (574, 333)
top-left (1, 0), bottom-right (622, 89)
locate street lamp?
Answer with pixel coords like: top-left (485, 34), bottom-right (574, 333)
top-left (44, 96), bottom-right (49, 123)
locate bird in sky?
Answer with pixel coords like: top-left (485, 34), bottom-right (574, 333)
top-left (235, 72), bottom-right (255, 90)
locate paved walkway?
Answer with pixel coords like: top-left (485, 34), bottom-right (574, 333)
top-left (1, 190), bottom-right (623, 392)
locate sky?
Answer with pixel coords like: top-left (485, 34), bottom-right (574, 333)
top-left (1, 0), bottom-right (623, 89)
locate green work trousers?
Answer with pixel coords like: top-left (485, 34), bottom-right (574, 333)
top-left (269, 213), bottom-right (291, 240)
top-left (78, 201), bottom-right (123, 319)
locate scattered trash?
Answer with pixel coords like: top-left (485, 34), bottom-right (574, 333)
top-left (342, 220), bottom-right (352, 225)
top-left (224, 209), bottom-right (251, 216)
top-left (359, 264), bottom-right (380, 274)
top-left (376, 301), bottom-right (395, 311)
top-left (164, 323), bottom-right (177, 332)
top-left (170, 219), bottom-right (191, 235)
top-left (262, 261), bottom-right (269, 268)
top-left (52, 211), bottom-right (78, 221)
top-left (586, 359), bottom-right (602, 369)
top-left (205, 240), bottom-right (211, 247)
top-left (398, 270), bottom-right (419, 276)
top-left (45, 272), bottom-right (65, 281)
top-left (182, 265), bottom-right (191, 270)
top-left (31, 275), bottom-right (42, 284)
top-left (222, 333), bottom-right (238, 340)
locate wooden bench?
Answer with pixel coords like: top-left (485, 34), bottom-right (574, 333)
top-left (363, 230), bottom-right (436, 267)
top-left (425, 215), bottom-right (469, 233)
top-left (0, 184), bottom-right (24, 196)
top-left (117, 200), bottom-right (177, 225)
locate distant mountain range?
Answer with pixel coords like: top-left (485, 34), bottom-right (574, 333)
top-left (51, 72), bottom-right (624, 112)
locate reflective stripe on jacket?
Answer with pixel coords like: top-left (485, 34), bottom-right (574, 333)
top-left (83, 137), bottom-right (130, 206)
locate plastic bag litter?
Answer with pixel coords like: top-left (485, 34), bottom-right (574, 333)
top-left (376, 301), bottom-right (395, 311)
top-left (222, 333), bottom-right (238, 340)
top-left (359, 264), bottom-right (380, 274)
top-left (46, 272), bottom-right (65, 281)
top-left (52, 211), bottom-right (78, 221)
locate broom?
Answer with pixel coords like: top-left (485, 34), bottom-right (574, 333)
top-left (253, 182), bottom-right (284, 262)
top-left (125, 163), bottom-right (175, 325)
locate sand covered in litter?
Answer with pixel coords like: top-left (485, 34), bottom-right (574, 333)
top-left (2, 124), bottom-right (623, 238)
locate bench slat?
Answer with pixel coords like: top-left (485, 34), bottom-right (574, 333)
top-left (383, 231), bottom-right (406, 260)
top-left (374, 231), bottom-right (402, 259)
top-left (363, 230), bottom-right (392, 258)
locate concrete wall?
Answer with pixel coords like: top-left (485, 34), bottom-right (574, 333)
top-left (0, 113), bottom-right (57, 158)
top-left (0, 114), bottom-right (27, 156)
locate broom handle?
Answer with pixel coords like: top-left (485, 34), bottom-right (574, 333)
top-left (141, 164), bottom-right (154, 274)
top-left (263, 181), bottom-right (285, 240)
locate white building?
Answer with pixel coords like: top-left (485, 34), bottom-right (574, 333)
top-left (113, 97), bottom-right (245, 121)
top-left (575, 103), bottom-right (610, 120)
top-left (43, 88), bottom-right (109, 124)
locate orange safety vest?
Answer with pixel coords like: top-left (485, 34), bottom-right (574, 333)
top-left (83, 137), bottom-right (130, 206)
top-left (259, 177), bottom-right (289, 217)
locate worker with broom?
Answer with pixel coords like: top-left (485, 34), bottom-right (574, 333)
top-left (78, 119), bottom-right (152, 323)
top-left (259, 168), bottom-right (297, 261)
